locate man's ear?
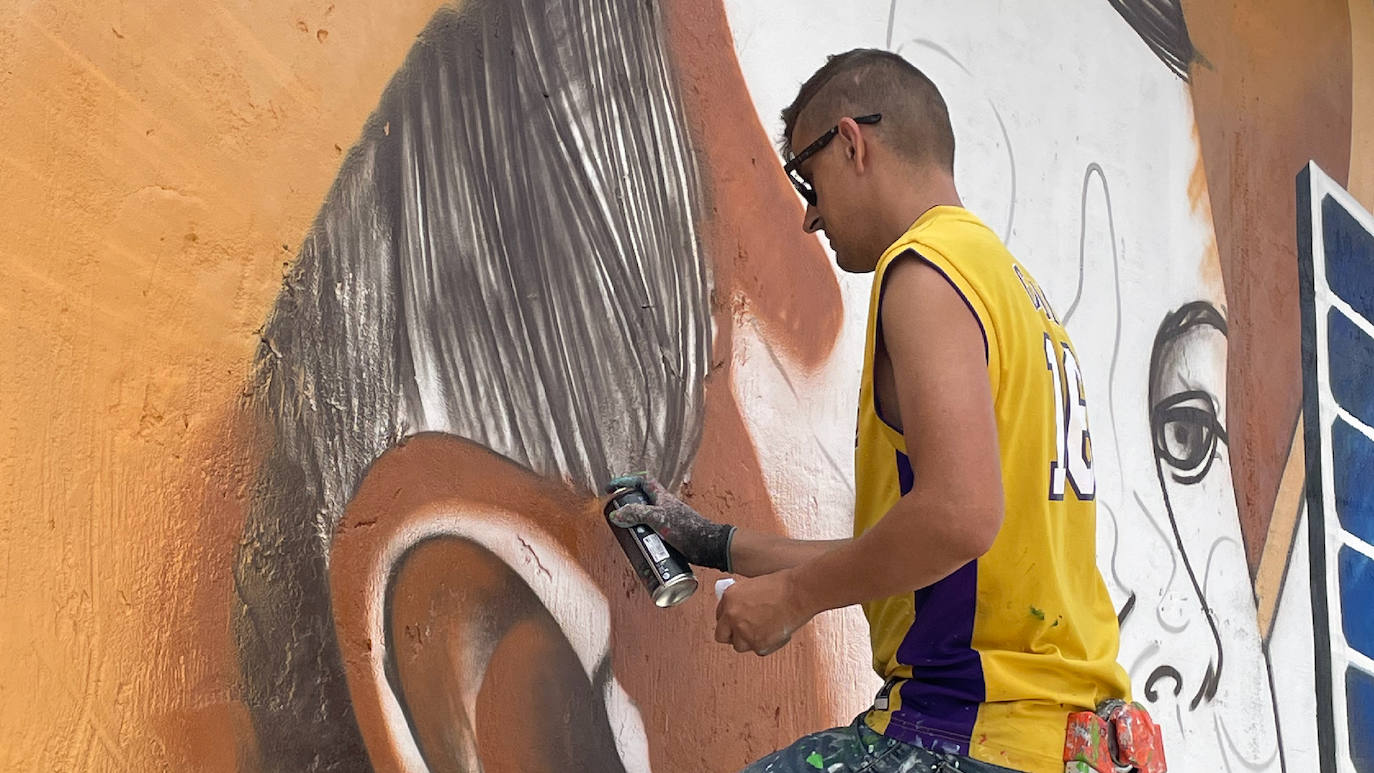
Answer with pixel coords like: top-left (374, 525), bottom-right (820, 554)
top-left (837, 117), bottom-right (867, 173)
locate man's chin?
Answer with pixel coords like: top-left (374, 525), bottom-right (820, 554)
top-left (835, 253), bottom-right (878, 274)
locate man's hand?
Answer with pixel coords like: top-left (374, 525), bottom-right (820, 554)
top-left (713, 571), bottom-right (816, 656)
top-left (603, 474), bottom-right (736, 572)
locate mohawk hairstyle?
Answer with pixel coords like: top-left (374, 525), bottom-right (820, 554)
top-left (780, 48), bottom-right (954, 172)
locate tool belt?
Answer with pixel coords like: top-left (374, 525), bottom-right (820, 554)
top-left (1063, 699), bottom-right (1167, 773)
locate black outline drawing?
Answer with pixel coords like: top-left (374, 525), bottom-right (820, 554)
top-left (1145, 300), bottom-right (1228, 712)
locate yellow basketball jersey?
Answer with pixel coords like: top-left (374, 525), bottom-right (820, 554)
top-left (854, 206), bottom-right (1130, 772)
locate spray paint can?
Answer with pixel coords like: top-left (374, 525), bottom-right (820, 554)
top-left (604, 485), bottom-right (698, 607)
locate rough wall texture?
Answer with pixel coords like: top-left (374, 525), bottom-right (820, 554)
top-left (1, 0), bottom-right (1370, 771)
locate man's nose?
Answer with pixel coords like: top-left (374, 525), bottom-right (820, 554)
top-left (803, 204), bottom-right (822, 233)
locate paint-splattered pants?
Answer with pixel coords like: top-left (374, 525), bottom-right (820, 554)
top-left (739, 715), bottom-right (1023, 773)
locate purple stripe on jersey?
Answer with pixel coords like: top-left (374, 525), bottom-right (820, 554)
top-left (877, 255), bottom-right (986, 752)
top-left (887, 556), bottom-right (984, 753)
top-left (896, 450), bottom-right (914, 495)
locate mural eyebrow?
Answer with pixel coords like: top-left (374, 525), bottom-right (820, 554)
top-left (1148, 300), bottom-right (1228, 411)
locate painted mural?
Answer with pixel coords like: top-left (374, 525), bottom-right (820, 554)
top-left (2, 0), bottom-right (1372, 771)
top-left (237, 1), bottom-right (849, 769)
top-left (233, 0), bottom-right (711, 766)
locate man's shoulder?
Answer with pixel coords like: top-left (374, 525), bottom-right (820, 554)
top-left (893, 214), bottom-right (1017, 285)
top-left (877, 253), bottom-right (992, 363)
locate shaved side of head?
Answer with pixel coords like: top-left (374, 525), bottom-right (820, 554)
top-left (781, 49), bottom-right (955, 173)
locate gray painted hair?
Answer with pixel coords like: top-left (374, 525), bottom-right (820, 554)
top-left (1106, 0), bottom-right (1193, 81)
top-left (233, 0), bottom-right (710, 767)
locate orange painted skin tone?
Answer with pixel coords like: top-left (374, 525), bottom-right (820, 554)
top-left (1179, 0), bottom-right (1353, 572)
top-left (331, 435), bottom-right (838, 771)
top-left (388, 538), bottom-right (624, 771)
top-left (329, 2), bottom-right (848, 771)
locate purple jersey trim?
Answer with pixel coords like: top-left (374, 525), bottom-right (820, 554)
top-left (884, 451), bottom-right (985, 752)
top-left (872, 245), bottom-right (989, 753)
top-left (896, 449), bottom-right (914, 494)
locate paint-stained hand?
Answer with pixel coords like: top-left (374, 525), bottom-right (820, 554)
top-left (603, 474), bottom-right (736, 572)
top-left (714, 570), bottom-right (815, 657)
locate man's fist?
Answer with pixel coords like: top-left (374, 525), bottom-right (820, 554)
top-left (714, 571), bottom-right (815, 656)
top-left (603, 474), bottom-right (736, 572)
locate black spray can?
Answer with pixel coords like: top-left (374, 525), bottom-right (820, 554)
top-left (604, 485), bottom-right (698, 607)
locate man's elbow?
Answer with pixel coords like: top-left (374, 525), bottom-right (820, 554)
top-left (953, 496), bottom-right (1004, 563)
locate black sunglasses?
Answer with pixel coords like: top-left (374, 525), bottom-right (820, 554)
top-left (782, 113), bottom-right (882, 206)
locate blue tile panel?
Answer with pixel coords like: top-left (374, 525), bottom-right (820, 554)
top-left (1332, 417), bottom-right (1374, 547)
top-left (1347, 666), bottom-right (1374, 772)
top-left (1324, 193), bottom-right (1374, 322)
top-left (1328, 308), bottom-right (1374, 429)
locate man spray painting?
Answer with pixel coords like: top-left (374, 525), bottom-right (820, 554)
top-left (609, 49), bottom-right (1149, 773)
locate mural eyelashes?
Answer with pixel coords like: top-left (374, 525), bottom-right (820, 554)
top-left (235, 0), bottom-right (708, 768)
top-left (1151, 390), bottom-right (1227, 484)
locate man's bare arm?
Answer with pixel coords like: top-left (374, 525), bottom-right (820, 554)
top-left (603, 476), bottom-right (846, 575)
top-left (783, 256), bottom-right (1004, 615)
top-left (727, 531), bottom-right (849, 577)
top-left (615, 252), bottom-right (1000, 598)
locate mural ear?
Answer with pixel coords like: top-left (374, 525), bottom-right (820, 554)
top-left (325, 436), bottom-right (652, 773)
top-left (382, 537), bottom-right (628, 772)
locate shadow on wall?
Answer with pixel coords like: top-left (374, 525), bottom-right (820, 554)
top-left (231, 0), bottom-right (709, 769)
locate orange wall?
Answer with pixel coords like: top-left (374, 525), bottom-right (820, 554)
top-left (0, 1), bottom-right (442, 767)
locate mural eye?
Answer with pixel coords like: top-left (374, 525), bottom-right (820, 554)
top-left (1151, 391), bottom-right (1226, 484)
top-left (1162, 407), bottom-right (1210, 467)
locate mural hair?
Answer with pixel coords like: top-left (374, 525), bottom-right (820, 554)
top-left (232, 0), bottom-right (710, 767)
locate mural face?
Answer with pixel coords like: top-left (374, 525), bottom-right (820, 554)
top-left (4, 0), bottom-right (1371, 771)
top-left (1143, 301), bottom-right (1232, 712)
